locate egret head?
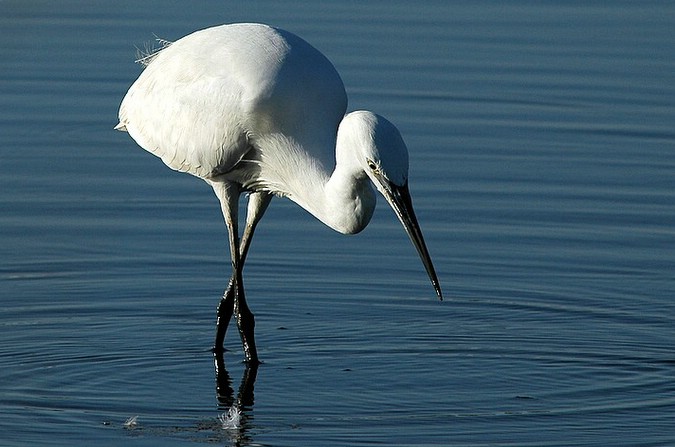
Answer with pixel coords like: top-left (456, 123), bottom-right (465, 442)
top-left (340, 111), bottom-right (442, 300)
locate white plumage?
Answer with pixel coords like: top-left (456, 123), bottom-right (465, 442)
top-left (117, 23), bottom-right (441, 363)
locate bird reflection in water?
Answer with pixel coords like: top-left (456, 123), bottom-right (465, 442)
top-left (213, 351), bottom-right (258, 443)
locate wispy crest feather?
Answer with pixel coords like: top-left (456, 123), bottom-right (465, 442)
top-left (135, 36), bottom-right (173, 67)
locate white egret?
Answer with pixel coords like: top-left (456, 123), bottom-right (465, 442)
top-left (116, 23), bottom-right (442, 364)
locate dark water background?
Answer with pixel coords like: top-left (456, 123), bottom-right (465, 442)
top-left (1, 1), bottom-right (674, 445)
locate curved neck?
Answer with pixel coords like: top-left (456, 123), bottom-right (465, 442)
top-left (319, 164), bottom-right (376, 234)
top-left (252, 133), bottom-right (375, 235)
top-left (288, 156), bottom-right (375, 235)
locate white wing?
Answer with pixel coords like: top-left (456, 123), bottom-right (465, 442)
top-left (118, 23), bottom-right (347, 181)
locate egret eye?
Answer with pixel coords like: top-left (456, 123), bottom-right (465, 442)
top-left (367, 159), bottom-right (378, 171)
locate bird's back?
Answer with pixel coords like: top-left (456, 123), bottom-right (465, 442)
top-left (117, 23), bottom-right (347, 180)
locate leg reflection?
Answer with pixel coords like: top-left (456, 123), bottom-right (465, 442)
top-left (213, 350), bottom-right (259, 447)
top-left (214, 350), bottom-right (258, 410)
top-left (214, 349), bottom-right (234, 407)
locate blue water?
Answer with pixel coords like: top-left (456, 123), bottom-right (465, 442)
top-left (1, 1), bottom-right (674, 446)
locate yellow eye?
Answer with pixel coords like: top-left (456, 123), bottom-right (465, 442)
top-left (367, 160), bottom-right (378, 171)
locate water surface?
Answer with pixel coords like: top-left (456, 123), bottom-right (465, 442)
top-left (1, 1), bottom-right (674, 446)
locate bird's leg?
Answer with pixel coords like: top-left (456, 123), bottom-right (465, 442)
top-left (239, 192), bottom-right (272, 265)
top-left (214, 277), bottom-right (235, 352)
top-left (232, 265), bottom-right (257, 363)
top-left (214, 193), bottom-right (271, 351)
top-left (212, 185), bottom-right (270, 363)
top-left (230, 192), bottom-right (272, 363)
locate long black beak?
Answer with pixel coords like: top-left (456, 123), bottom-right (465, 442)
top-left (380, 180), bottom-right (443, 300)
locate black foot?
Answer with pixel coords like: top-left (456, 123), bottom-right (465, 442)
top-left (215, 273), bottom-right (260, 364)
top-left (214, 279), bottom-right (235, 352)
